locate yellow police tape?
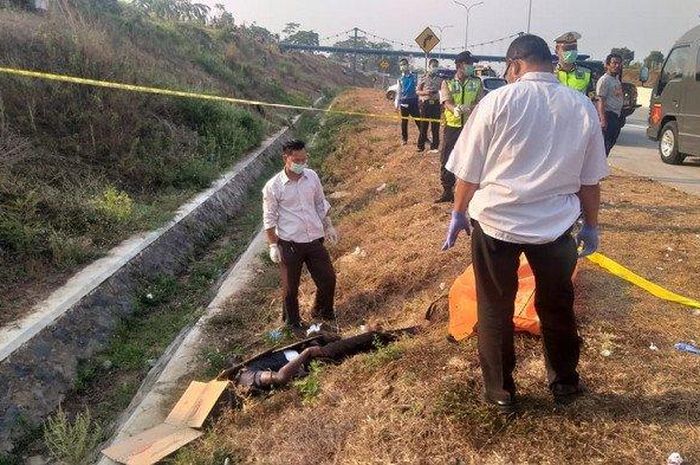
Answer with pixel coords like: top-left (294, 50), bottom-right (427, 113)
top-left (0, 66), bottom-right (443, 124)
top-left (2, 66), bottom-right (699, 309)
top-left (587, 252), bottom-right (700, 309)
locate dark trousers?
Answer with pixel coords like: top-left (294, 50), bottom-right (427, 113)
top-left (603, 111), bottom-right (622, 156)
top-left (440, 125), bottom-right (463, 192)
top-left (470, 221), bottom-right (580, 402)
top-left (418, 100), bottom-right (441, 150)
top-left (278, 238), bottom-right (336, 325)
top-left (399, 99), bottom-right (420, 143)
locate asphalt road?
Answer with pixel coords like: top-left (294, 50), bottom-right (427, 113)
top-left (610, 107), bottom-right (700, 196)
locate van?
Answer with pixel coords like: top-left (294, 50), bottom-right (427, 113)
top-left (647, 25), bottom-right (700, 165)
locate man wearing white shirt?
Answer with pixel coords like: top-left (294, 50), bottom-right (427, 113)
top-left (262, 140), bottom-right (338, 329)
top-left (442, 35), bottom-right (608, 412)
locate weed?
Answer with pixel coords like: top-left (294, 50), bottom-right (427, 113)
top-left (43, 407), bottom-right (102, 465)
top-left (294, 361), bottom-right (324, 405)
top-left (93, 186), bottom-right (133, 223)
top-left (363, 339), bottom-right (404, 369)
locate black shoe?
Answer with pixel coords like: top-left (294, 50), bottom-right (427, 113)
top-left (311, 311), bottom-right (336, 322)
top-left (434, 191), bottom-right (454, 203)
top-left (483, 394), bottom-right (517, 415)
top-left (551, 381), bottom-right (587, 405)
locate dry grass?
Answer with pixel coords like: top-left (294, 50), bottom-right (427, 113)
top-left (182, 88), bottom-right (700, 465)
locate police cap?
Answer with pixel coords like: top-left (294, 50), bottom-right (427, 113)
top-left (455, 51), bottom-right (477, 65)
top-left (554, 31), bottom-right (581, 44)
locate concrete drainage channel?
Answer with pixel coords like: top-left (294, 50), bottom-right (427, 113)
top-left (0, 116), bottom-right (302, 452)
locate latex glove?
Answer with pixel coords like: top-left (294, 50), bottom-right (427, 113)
top-left (452, 105), bottom-right (462, 117)
top-left (269, 243), bottom-right (281, 264)
top-left (442, 211), bottom-right (472, 251)
top-left (575, 224), bottom-right (599, 257)
top-left (323, 217), bottom-right (339, 245)
top-left (325, 226), bottom-right (339, 245)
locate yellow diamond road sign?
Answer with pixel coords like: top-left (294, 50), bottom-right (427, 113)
top-left (415, 27), bottom-right (440, 54)
top-left (379, 59), bottom-right (390, 71)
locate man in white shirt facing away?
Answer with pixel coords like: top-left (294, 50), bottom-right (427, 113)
top-left (442, 34), bottom-right (608, 413)
top-left (262, 140), bottom-right (339, 330)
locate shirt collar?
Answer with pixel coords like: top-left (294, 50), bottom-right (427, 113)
top-left (517, 72), bottom-right (560, 83)
top-left (280, 168), bottom-right (306, 184)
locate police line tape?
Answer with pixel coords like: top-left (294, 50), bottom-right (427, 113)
top-left (2, 66), bottom-right (699, 309)
top-left (588, 253), bottom-right (700, 309)
top-left (0, 66), bottom-right (444, 124)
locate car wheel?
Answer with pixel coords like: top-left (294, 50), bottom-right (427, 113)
top-left (659, 121), bottom-right (686, 165)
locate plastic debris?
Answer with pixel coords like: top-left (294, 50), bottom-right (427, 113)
top-left (352, 246), bottom-right (367, 258)
top-left (376, 183), bottom-right (387, 193)
top-left (146, 293), bottom-right (154, 300)
top-left (439, 282), bottom-right (446, 291)
top-left (667, 452), bottom-right (684, 465)
top-left (649, 343), bottom-right (659, 351)
top-left (600, 349), bottom-right (612, 357)
top-left (675, 342), bottom-right (700, 356)
top-left (267, 329), bottom-right (283, 343)
top-left (306, 323), bottom-right (322, 336)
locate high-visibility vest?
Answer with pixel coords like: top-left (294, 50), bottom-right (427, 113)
top-left (444, 77), bottom-right (482, 128)
top-left (556, 66), bottom-right (591, 93)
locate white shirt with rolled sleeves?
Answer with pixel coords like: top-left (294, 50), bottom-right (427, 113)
top-left (262, 168), bottom-right (331, 243)
top-left (446, 72), bottom-right (608, 245)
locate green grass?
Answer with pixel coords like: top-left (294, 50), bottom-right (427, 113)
top-left (293, 361), bottom-right (324, 405)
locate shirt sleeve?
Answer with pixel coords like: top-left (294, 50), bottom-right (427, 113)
top-left (445, 96), bottom-right (494, 183)
top-left (311, 171), bottom-right (331, 220)
top-left (595, 75), bottom-right (609, 99)
top-left (262, 179), bottom-right (279, 230)
top-left (580, 107), bottom-right (609, 185)
top-left (439, 79), bottom-right (451, 104)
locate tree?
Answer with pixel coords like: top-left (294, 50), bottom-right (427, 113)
top-left (644, 51), bottom-right (665, 70)
top-left (282, 22), bottom-right (301, 37)
top-left (284, 30), bottom-right (319, 47)
top-left (610, 47), bottom-right (635, 66)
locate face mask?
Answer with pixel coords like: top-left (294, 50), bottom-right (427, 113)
top-left (562, 50), bottom-right (578, 64)
top-left (464, 65), bottom-right (475, 76)
top-left (429, 65), bottom-right (438, 74)
top-left (290, 162), bottom-right (307, 174)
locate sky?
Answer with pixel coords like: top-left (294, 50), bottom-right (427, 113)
top-left (206, 0), bottom-right (699, 64)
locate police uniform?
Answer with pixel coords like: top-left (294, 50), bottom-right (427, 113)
top-left (439, 73), bottom-right (482, 200)
top-left (554, 31), bottom-right (593, 95)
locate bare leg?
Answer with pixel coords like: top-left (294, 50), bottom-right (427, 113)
top-left (260, 346), bottom-right (323, 387)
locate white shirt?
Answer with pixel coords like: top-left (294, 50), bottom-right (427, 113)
top-left (446, 72), bottom-right (608, 245)
top-left (262, 168), bottom-right (330, 243)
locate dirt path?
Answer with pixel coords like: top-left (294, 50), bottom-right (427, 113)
top-left (179, 88), bottom-right (700, 465)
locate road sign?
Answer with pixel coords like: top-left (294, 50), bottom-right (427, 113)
top-left (379, 59), bottom-right (390, 71)
top-left (415, 27), bottom-right (440, 54)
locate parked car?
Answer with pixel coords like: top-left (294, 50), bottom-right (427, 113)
top-left (646, 25), bottom-right (700, 165)
top-left (385, 71), bottom-right (506, 101)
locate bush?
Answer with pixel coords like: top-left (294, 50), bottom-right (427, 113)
top-left (93, 186), bottom-right (133, 223)
top-left (43, 407), bottom-right (102, 465)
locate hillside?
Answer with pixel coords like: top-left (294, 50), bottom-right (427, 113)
top-left (0, 0), bottom-right (357, 326)
top-left (181, 88), bottom-right (700, 464)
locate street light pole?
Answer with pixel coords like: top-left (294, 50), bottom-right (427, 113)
top-left (453, 0), bottom-right (484, 50)
top-left (527, 0), bottom-right (533, 33)
top-left (431, 24), bottom-right (454, 57)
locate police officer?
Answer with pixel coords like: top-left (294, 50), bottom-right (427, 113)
top-left (436, 51), bottom-right (483, 203)
top-left (554, 31), bottom-right (594, 96)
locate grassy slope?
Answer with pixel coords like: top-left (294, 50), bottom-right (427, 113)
top-left (0, 1), bottom-right (355, 325)
top-left (180, 88), bottom-right (700, 464)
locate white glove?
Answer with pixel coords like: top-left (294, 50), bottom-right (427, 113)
top-left (269, 244), bottom-right (281, 264)
top-left (453, 105), bottom-right (462, 117)
top-left (323, 217), bottom-right (339, 246)
top-left (458, 104), bottom-right (470, 115)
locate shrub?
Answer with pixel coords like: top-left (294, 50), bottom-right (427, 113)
top-left (43, 407), bottom-right (102, 465)
top-left (93, 186), bottom-right (133, 223)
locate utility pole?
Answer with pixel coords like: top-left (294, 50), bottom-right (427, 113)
top-left (352, 27), bottom-right (359, 85)
top-left (453, 1), bottom-right (484, 50)
top-left (527, 0), bottom-right (533, 33)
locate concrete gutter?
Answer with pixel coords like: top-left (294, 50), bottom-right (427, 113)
top-left (96, 231), bottom-right (267, 465)
top-left (0, 125), bottom-right (294, 452)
